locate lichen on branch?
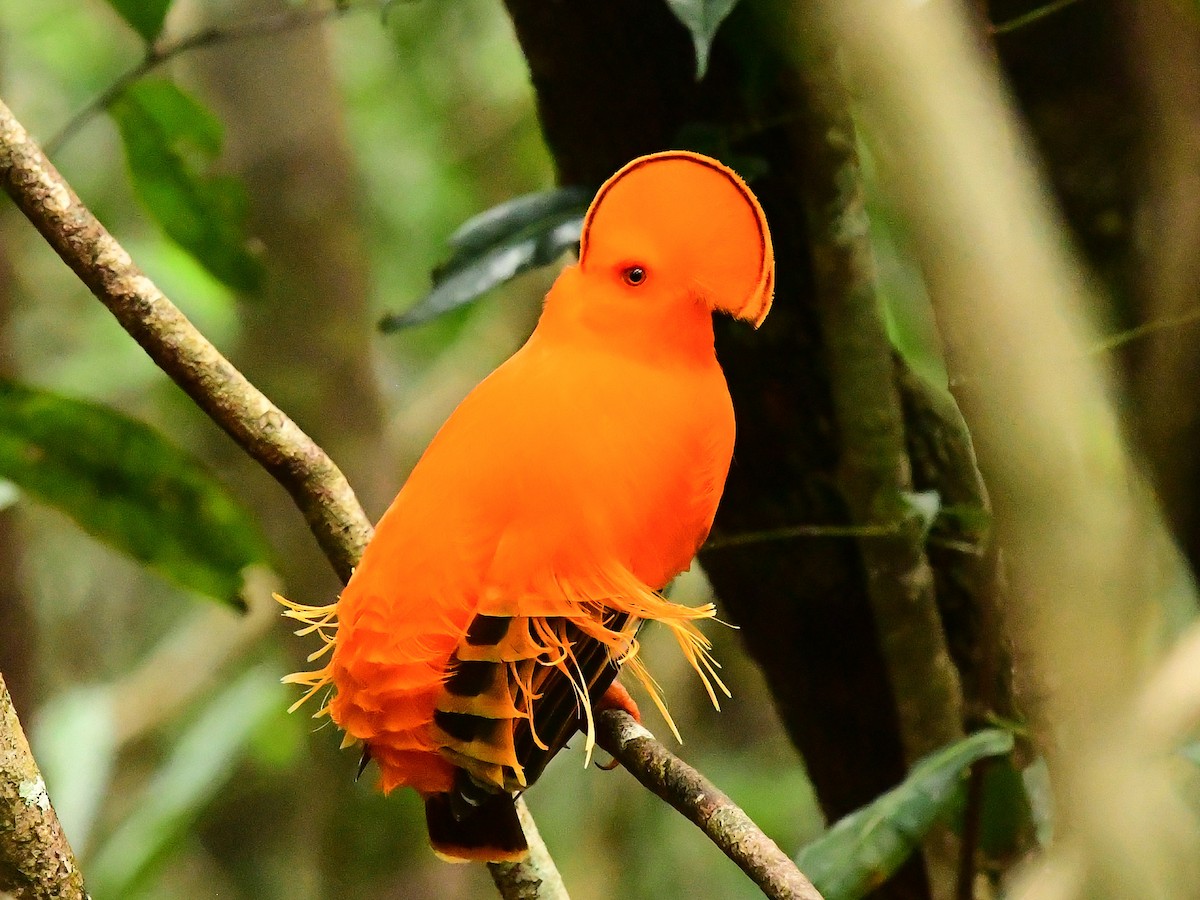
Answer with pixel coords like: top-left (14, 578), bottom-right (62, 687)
top-left (0, 674), bottom-right (86, 900)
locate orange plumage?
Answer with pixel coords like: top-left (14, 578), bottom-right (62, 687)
top-left (280, 151), bottom-right (773, 862)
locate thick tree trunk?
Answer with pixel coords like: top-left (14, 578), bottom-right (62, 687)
top-left (501, 3), bottom-right (999, 897)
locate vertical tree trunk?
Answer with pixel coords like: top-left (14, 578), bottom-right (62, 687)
top-left (500, 3), bottom-right (999, 897)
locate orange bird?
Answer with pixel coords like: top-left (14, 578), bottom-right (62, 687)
top-left (280, 151), bottom-right (774, 862)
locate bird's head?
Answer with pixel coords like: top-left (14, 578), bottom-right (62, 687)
top-left (576, 151), bottom-right (774, 330)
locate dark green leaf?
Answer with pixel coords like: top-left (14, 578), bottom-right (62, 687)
top-left (664, 0), bottom-right (741, 80)
top-left (109, 80), bottom-right (264, 293)
top-left (795, 729), bottom-right (1014, 900)
top-left (87, 666), bottom-right (281, 898)
top-left (0, 378), bottom-right (271, 607)
top-left (106, 0), bottom-right (172, 42)
top-left (380, 191), bottom-right (585, 331)
top-left (979, 753), bottom-right (1034, 857)
top-left (446, 186), bottom-right (590, 258)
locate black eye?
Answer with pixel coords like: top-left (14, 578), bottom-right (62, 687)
top-left (622, 266), bottom-right (647, 286)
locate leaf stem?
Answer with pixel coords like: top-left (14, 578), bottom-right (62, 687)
top-left (990, 0), bottom-right (1084, 36)
top-left (45, 1), bottom-right (371, 156)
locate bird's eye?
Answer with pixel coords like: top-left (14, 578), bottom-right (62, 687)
top-left (622, 266), bottom-right (647, 287)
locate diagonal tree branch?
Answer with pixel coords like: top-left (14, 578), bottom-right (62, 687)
top-left (0, 98), bottom-right (370, 584)
top-left (596, 709), bottom-right (825, 900)
top-left (0, 95), bottom-right (560, 900)
top-left (0, 91), bottom-right (819, 900)
top-left (0, 674), bottom-right (86, 900)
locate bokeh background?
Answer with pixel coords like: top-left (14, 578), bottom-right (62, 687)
top-left (8, 1), bottom-right (1200, 900)
top-left (1, 2), bottom-right (820, 898)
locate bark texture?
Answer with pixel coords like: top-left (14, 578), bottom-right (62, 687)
top-left (598, 710), bottom-right (826, 900)
top-left (0, 674), bottom-right (85, 900)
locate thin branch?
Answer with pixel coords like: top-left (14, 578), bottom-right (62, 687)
top-left (990, 0), bottom-right (1084, 36)
top-left (787, 14), bottom-right (965, 897)
top-left (1090, 305), bottom-right (1200, 354)
top-left (489, 801), bottom-right (570, 900)
top-left (596, 710), bottom-right (825, 900)
top-left (45, 1), bottom-right (370, 156)
top-left (954, 756), bottom-right (990, 900)
top-left (0, 674), bottom-right (86, 899)
top-left (704, 522), bottom-right (898, 550)
top-left (1, 96), bottom-right (370, 581)
top-left (0, 96), bottom-right (561, 899)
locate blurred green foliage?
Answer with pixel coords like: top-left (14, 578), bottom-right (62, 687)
top-left (87, 665), bottom-right (283, 899)
top-left (0, 379), bottom-right (271, 607)
top-left (0, 0), bottom-right (1026, 898)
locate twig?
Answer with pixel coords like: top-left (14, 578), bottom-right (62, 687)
top-left (990, 0), bottom-right (1084, 36)
top-left (954, 755), bottom-right (989, 900)
top-left (1090, 305), bottom-right (1200, 354)
top-left (596, 710), bottom-right (824, 900)
top-left (489, 801), bottom-right (570, 900)
top-left (0, 673), bottom-right (86, 899)
top-left (45, 1), bottom-right (370, 156)
top-left (706, 522), bottom-right (987, 556)
top-left (704, 522), bottom-right (898, 550)
top-left (0, 96), bottom-right (561, 900)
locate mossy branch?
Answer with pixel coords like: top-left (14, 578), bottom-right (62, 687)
top-left (0, 675), bottom-right (86, 900)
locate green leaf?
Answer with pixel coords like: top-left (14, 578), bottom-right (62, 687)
top-left (795, 729), bottom-right (1014, 900)
top-left (106, 0), bottom-right (172, 43)
top-left (380, 187), bottom-right (588, 331)
top-left (445, 186), bottom-right (590, 259)
top-left (664, 0), bottom-right (742, 80)
top-left (109, 80), bottom-right (264, 293)
top-left (87, 665), bottom-right (282, 898)
top-left (0, 378), bottom-right (271, 607)
top-left (978, 753), bottom-right (1034, 857)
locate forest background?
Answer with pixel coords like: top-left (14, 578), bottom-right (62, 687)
top-left (4, 1), bottom-right (1200, 900)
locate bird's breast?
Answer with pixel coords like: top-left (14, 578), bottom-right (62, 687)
top-left (482, 339), bottom-right (736, 590)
